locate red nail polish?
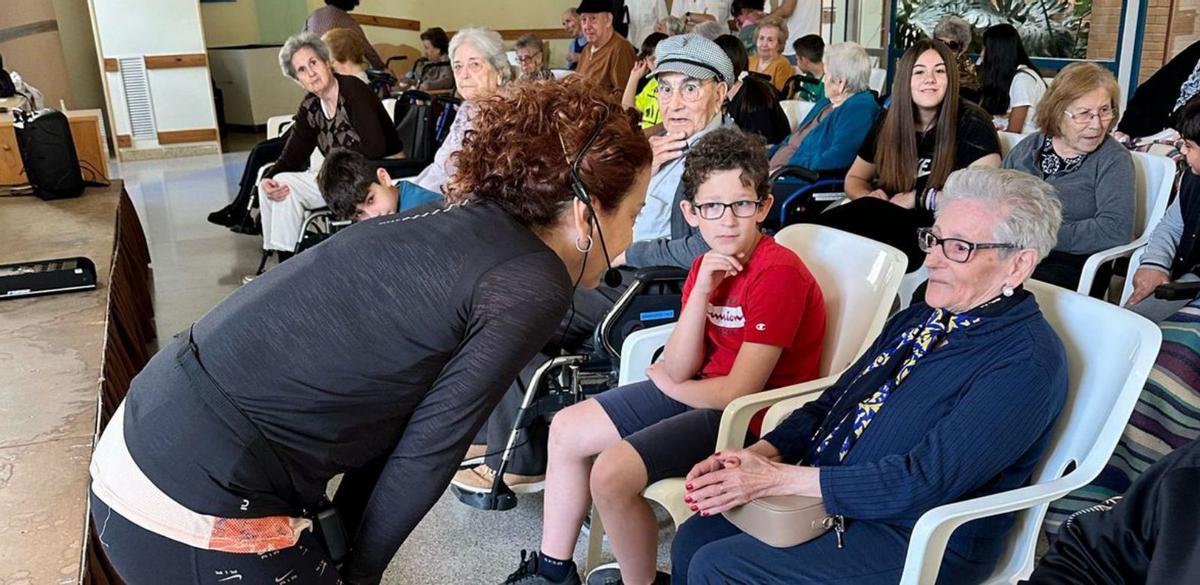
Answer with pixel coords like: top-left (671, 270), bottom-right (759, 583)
top-left (690, 504), bottom-right (698, 511)
top-left (701, 511), bottom-right (709, 517)
top-left (686, 484), bottom-right (693, 490)
top-left (684, 496), bottom-right (693, 503)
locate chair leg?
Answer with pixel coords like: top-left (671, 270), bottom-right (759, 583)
top-left (255, 250), bottom-right (273, 275)
top-left (585, 505), bottom-right (605, 574)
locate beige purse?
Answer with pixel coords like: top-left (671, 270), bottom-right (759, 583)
top-left (723, 495), bottom-right (841, 548)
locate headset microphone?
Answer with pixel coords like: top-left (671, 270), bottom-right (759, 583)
top-left (563, 116), bottom-right (623, 289)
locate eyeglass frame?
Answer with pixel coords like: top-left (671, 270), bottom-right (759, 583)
top-left (1062, 106), bottom-right (1116, 126)
top-left (654, 77), bottom-right (717, 103)
top-left (916, 227), bottom-right (1020, 263)
top-left (688, 198), bottom-right (765, 220)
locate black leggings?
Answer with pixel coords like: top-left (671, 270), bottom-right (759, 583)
top-left (90, 491), bottom-right (343, 585)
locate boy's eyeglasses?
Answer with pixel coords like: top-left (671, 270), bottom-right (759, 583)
top-left (691, 199), bottom-right (763, 220)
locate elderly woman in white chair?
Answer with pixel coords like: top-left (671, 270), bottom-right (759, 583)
top-left (672, 168), bottom-right (1070, 585)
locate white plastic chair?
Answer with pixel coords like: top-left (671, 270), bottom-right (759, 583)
top-left (1077, 151), bottom-right (1175, 298)
top-left (755, 279), bottom-right (1160, 585)
top-left (584, 225), bottom-right (909, 570)
top-left (869, 68), bottom-right (888, 94)
top-left (778, 100), bottom-right (816, 133)
top-left (998, 131), bottom-right (1026, 158)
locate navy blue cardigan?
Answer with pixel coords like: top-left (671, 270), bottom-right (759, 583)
top-left (763, 294), bottom-right (1068, 550)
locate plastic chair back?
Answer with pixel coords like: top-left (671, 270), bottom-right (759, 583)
top-left (998, 131), bottom-right (1025, 157)
top-left (900, 280), bottom-right (1160, 584)
top-left (774, 224), bottom-right (909, 375)
top-left (779, 100), bottom-right (816, 132)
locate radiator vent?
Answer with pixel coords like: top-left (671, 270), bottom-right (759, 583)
top-left (117, 56), bottom-right (157, 140)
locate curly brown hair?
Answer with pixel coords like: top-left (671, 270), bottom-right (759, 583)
top-left (681, 126), bottom-right (769, 202)
top-left (447, 77), bottom-right (652, 228)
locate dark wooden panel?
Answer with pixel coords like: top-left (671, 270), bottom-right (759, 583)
top-left (144, 53), bottom-right (207, 69)
top-left (351, 14), bottom-right (420, 31)
top-left (157, 128), bottom-right (218, 144)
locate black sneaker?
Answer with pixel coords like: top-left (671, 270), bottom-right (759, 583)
top-left (502, 550), bottom-right (581, 585)
top-left (206, 204), bottom-right (239, 227)
top-left (584, 563), bottom-right (670, 585)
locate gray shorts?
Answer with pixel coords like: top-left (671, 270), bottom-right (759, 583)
top-left (594, 379), bottom-right (723, 484)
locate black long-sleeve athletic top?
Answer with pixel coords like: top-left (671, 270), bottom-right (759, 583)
top-left (121, 201), bottom-right (572, 582)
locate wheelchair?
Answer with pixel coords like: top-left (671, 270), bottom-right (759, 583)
top-left (250, 90), bottom-right (461, 272)
top-left (764, 165), bottom-right (850, 233)
top-left (451, 266), bottom-right (690, 511)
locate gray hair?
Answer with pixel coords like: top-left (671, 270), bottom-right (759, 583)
top-left (658, 16), bottom-right (685, 36)
top-left (693, 21), bottom-right (724, 40)
top-left (933, 15), bottom-right (972, 48)
top-left (449, 27), bottom-right (514, 83)
top-left (938, 168), bottom-right (1062, 261)
top-left (514, 33), bottom-right (546, 56)
top-left (279, 32), bottom-right (332, 80)
top-left (823, 42), bottom-right (871, 94)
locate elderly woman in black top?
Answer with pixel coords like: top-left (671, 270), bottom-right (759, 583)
top-left (673, 168), bottom-right (1069, 584)
top-left (88, 79), bottom-right (652, 585)
top-left (256, 32), bottom-right (401, 257)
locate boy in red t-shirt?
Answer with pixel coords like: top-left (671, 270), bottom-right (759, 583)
top-left (504, 127), bottom-right (826, 585)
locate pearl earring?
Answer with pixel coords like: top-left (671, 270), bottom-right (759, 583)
top-left (1002, 284), bottom-right (1014, 297)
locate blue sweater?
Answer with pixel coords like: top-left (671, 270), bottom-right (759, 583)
top-left (763, 295), bottom-right (1068, 550)
top-left (770, 90), bottom-right (881, 172)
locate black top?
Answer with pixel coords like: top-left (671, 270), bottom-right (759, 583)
top-left (858, 100), bottom-right (1000, 196)
top-left (266, 73), bottom-right (402, 178)
top-left (726, 77), bottom-right (791, 145)
top-left (123, 201), bottom-right (572, 580)
top-left (1025, 438), bottom-right (1200, 585)
top-left (1118, 40), bottom-right (1200, 138)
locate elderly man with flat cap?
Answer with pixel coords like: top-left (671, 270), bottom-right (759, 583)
top-left (575, 0), bottom-right (638, 96)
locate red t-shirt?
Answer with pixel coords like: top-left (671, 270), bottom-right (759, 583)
top-left (681, 235), bottom-right (827, 391)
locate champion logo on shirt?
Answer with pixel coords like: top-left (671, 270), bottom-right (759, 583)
top-left (707, 304), bottom-right (745, 329)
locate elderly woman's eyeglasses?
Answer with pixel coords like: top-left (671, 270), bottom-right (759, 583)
top-left (917, 228), bottom-right (1018, 263)
top-left (1063, 106), bottom-right (1115, 126)
top-left (516, 53), bottom-right (540, 64)
top-left (656, 79), bottom-right (712, 103)
top-left (691, 200), bottom-right (763, 220)
top-left (452, 59), bottom-right (487, 74)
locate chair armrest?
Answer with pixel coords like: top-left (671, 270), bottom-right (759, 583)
top-left (375, 158), bottom-right (428, 179)
top-left (714, 375), bottom-right (838, 451)
top-left (617, 323), bottom-right (676, 386)
top-left (898, 475), bottom-right (1088, 585)
top-left (632, 265), bottom-right (690, 283)
top-left (769, 165), bottom-right (820, 184)
top-left (1076, 238), bottom-right (1148, 295)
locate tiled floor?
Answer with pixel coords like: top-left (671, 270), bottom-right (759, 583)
top-left (113, 152), bottom-right (675, 583)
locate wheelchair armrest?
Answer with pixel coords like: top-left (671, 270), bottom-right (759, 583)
top-left (1155, 279), bottom-right (1200, 301)
top-left (769, 165), bottom-right (820, 184)
top-left (632, 266), bottom-right (689, 284)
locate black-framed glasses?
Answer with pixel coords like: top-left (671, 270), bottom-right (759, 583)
top-left (916, 227), bottom-right (1019, 263)
top-left (690, 199), bottom-right (763, 220)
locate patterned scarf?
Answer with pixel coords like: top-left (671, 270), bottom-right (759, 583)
top-left (806, 290), bottom-right (1028, 466)
top-left (1175, 60), bottom-right (1200, 113)
top-left (1038, 135), bottom-right (1088, 177)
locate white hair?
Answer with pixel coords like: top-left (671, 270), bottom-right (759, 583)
top-left (279, 32), bottom-right (332, 80)
top-left (938, 168), bottom-right (1062, 260)
top-left (823, 42), bottom-right (871, 94)
top-left (449, 28), bottom-right (514, 83)
top-left (933, 15), bottom-right (972, 48)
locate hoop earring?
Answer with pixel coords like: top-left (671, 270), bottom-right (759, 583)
top-left (575, 234), bottom-right (594, 253)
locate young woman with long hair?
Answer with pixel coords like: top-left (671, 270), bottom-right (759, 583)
top-left (979, 24), bottom-right (1047, 134)
top-left (814, 39), bottom-right (1002, 271)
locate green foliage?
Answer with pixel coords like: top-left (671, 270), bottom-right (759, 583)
top-left (896, 0), bottom-right (1093, 59)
